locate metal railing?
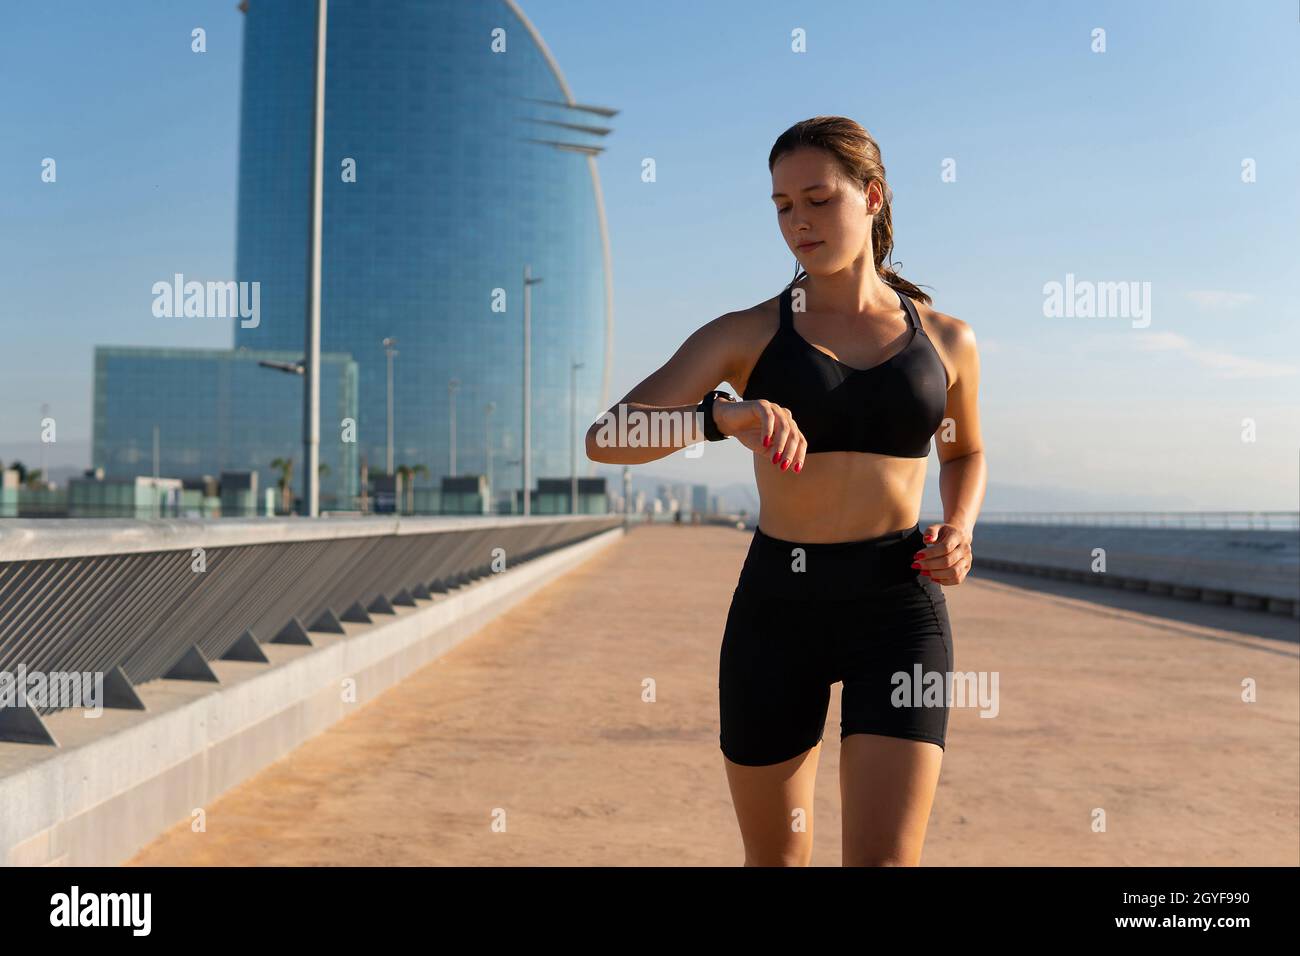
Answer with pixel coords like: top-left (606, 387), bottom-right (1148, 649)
top-left (973, 511), bottom-right (1299, 531)
top-left (0, 496), bottom-right (613, 520)
top-left (0, 514), bottom-right (620, 742)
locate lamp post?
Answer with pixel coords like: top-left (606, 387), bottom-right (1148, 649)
top-left (448, 378), bottom-right (460, 477)
top-left (382, 337), bottom-right (398, 476)
top-left (302, 0), bottom-right (327, 517)
top-left (484, 401), bottom-right (495, 510)
top-left (570, 359), bottom-right (584, 513)
top-left (152, 424), bottom-right (160, 519)
top-left (39, 402), bottom-right (49, 483)
top-left (522, 265), bottom-right (542, 516)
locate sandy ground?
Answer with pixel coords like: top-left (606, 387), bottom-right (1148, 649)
top-left (125, 523), bottom-right (1300, 866)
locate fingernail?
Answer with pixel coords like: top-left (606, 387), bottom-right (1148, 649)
top-left (781, 458), bottom-right (789, 470)
top-left (913, 551), bottom-right (924, 559)
top-left (910, 562), bottom-right (921, 569)
top-left (772, 451), bottom-right (780, 463)
top-left (763, 435), bottom-right (771, 447)
top-left (921, 570), bottom-right (931, 576)
top-left (793, 462), bottom-right (801, 473)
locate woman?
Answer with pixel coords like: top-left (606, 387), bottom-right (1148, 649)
top-left (586, 116), bottom-right (986, 866)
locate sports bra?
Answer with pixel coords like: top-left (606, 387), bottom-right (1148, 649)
top-left (741, 282), bottom-right (949, 457)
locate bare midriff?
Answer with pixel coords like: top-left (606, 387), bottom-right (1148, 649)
top-left (751, 450), bottom-right (926, 543)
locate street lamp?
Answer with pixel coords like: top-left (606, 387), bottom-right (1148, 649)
top-left (382, 337), bottom-right (398, 476)
top-left (258, 360), bottom-right (304, 375)
top-left (302, 0), bottom-right (328, 518)
top-left (484, 400), bottom-right (495, 509)
top-left (570, 359), bottom-right (584, 514)
top-left (522, 266), bottom-right (542, 516)
top-left (448, 378), bottom-right (460, 477)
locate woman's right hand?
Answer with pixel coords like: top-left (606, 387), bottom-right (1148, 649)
top-left (713, 398), bottom-right (807, 474)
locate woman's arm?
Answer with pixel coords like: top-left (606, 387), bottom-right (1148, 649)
top-left (586, 312), bottom-right (744, 465)
top-left (920, 317), bottom-right (987, 585)
top-left (936, 319), bottom-right (986, 537)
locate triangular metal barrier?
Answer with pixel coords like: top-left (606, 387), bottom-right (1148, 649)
top-left (0, 705), bottom-right (58, 746)
top-left (219, 630), bottom-right (270, 663)
top-left (101, 665), bottom-right (147, 709)
top-left (307, 608), bottom-right (345, 634)
top-left (163, 644), bottom-right (219, 682)
top-left (273, 617), bottom-right (315, 644)
top-left (339, 602), bottom-right (372, 623)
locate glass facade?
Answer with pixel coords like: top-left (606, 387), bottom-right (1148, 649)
top-left (233, 0), bottom-right (613, 509)
top-left (92, 346), bottom-right (359, 507)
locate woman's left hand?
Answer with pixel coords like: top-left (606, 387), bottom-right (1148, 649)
top-left (912, 523), bottom-right (973, 586)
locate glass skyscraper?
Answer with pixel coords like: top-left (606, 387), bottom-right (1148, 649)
top-left (233, 0), bottom-right (614, 509)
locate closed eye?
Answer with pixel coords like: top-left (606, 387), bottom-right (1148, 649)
top-left (776, 198), bottom-right (829, 213)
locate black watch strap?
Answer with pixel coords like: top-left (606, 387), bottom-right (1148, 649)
top-left (698, 390), bottom-right (733, 442)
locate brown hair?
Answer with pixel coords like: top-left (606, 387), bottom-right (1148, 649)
top-left (769, 116), bottom-right (932, 306)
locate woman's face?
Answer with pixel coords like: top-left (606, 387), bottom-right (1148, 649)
top-left (771, 147), bottom-right (879, 277)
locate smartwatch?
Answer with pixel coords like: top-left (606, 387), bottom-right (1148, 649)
top-left (696, 389), bottom-right (734, 442)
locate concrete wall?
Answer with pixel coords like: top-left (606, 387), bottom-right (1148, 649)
top-left (0, 525), bottom-right (623, 866)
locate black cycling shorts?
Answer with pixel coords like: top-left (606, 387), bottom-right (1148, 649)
top-left (718, 522), bottom-right (953, 766)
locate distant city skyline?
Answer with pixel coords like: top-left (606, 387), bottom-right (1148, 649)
top-left (2, 0), bottom-right (1297, 511)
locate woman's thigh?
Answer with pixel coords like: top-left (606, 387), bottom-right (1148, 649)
top-left (723, 742), bottom-right (823, 866)
top-left (718, 585), bottom-right (832, 768)
top-left (837, 577), bottom-right (953, 752)
top-left (834, 577), bottom-right (953, 865)
top-left (718, 585), bottom-right (832, 865)
top-left (838, 733), bottom-right (944, 866)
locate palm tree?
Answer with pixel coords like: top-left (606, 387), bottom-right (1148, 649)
top-left (395, 463), bottom-right (430, 514)
top-left (407, 463), bottom-right (428, 513)
top-left (394, 465), bottom-right (410, 514)
top-left (269, 457), bottom-right (294, 514)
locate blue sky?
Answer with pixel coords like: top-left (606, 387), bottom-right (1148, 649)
top-left (1, 0), bottom-right (1297, 511)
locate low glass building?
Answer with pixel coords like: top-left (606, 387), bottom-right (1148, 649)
top-left (92, 346), bottom-right (359, 510)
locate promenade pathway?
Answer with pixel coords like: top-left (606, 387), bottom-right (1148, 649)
top-left (126, 523), bottom-right (1299, 866)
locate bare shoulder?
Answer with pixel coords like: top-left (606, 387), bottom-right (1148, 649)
top-left (721, 292), bottom-right (785, 394)
top-left (916, 299), bottom-right (977, 385)
top-left (732, 288), bottom-right (784, 335)
top-left (698, 296), bottom-right (781, 359)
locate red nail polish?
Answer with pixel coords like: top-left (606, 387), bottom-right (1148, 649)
top-left (921, 570), bottom-right (931, 576)
top-left (911, 562), bottom-right (921, 569)
top-left (763, 435), bottom-right (771, 447)
top-left (772, 451), bottom-right (780, 463)
top-left (781, 458), bottom-right (789, 470)
top-left (793, 462), bottom-right (801, 473)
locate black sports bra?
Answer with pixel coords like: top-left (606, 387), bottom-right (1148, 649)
top-left (741, 283), bottom-right (949, 457)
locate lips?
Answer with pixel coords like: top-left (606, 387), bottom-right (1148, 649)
top-left (797, 241), bottom-right (823, 251)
